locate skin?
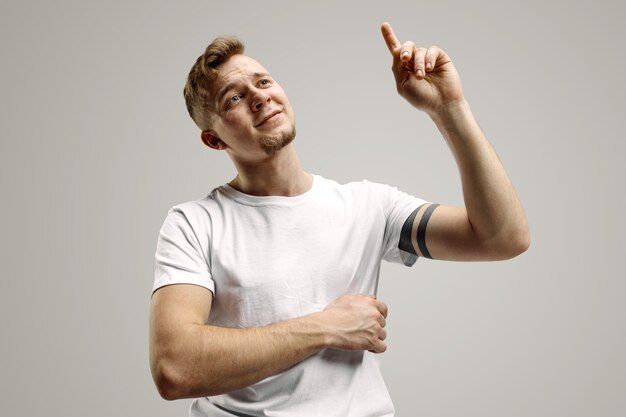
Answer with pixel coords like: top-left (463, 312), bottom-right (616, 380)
top-left (200, 54), bottom-right (310, 197)
top-left (150, 22), bottom-right (530, 400)
top-left (379, 22), bottom-right (529, 260)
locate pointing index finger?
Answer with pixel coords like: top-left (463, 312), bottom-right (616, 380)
top-left (381, 22), bottom-right (401, 54)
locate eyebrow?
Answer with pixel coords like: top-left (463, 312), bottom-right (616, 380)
top-left (215, 72), bottom-right (272, 105)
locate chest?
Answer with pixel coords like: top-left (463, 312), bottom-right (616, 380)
top-left (208, 198), bottom-right (385, 326)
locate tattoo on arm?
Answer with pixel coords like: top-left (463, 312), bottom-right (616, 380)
top-left (416, 204), bottom-right (439, 259)
top-left (399, 203), bottom-right (440, 259)
top-left (399, 204), bottom-right (425, 255)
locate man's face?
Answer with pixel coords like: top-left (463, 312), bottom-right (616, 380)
top-left (206, 54), bottom-right (296, 161)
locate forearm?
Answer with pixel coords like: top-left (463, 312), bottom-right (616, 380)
top-left (151, 286), bottom-right (387, 400)
top-left (379, 25), bottom-right (528, 259)
top-left (152, 312), bottom-right (328, 400)
top-left (430, 99), bottom-right (529, 254)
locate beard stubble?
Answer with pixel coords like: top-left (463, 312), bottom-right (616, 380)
top-left (259, 126), bottom-right (297, 156)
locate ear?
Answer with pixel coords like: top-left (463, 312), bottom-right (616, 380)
top-left (201, 130), bottom-right (226, 150)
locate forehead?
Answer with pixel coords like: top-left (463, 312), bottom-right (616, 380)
top-left (214, 55), bottom-right (270, 90)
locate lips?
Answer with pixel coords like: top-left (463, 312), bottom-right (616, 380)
top-left (255, 110), bottom-right (282, 127)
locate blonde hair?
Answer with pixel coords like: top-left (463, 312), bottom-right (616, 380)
top-left (183, 36), bottom-right (245, 130)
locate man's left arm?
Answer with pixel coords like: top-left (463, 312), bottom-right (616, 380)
top-left (381, 22), bottom-right (530, 261)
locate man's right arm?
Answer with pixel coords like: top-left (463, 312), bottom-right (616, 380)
top-left (149, 284), bottom-right (387, 400)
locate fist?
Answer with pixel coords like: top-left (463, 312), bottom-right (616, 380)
top-left (322, 294), bottom-right (388, 353)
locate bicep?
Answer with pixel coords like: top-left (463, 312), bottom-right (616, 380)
top-left (407, 204), bottom-right (491, 261)
top-left (149, 284), bottom-right (213, 361)
top-left (151, 283), bottom-right (213, 324)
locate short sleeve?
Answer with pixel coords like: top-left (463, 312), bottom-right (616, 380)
top-left (153, 207), bottom-right (215, 295)
top-left (371, 182), bottom-right (427, 267)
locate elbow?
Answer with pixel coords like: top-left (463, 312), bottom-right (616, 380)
top-left (506, 234), bottom-right (530, 259)
top-left (151, 358), bottom-right (184, 401)
top-left (515, 227), bottom-right (531, 256)
top-left (151, 354), bottom-right (225, 400)
top-left (477, 222), bottom-right (530, 261)
top-left (512, 220), bottom-right (531, 257)
top-left (151, 354), bottom-right (199, 401)
top-left (155, 381), bottom-right (180, 402)
top-left (497, 224), bottom-right (531, 260)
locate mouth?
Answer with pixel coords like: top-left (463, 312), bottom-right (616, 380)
top-left (255, 110), bottom-right (282, 127)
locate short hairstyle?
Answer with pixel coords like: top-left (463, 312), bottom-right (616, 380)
top-left (183, 36), bottom-right (245, 130)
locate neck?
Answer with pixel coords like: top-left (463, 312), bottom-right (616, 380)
top-left (228, 144), bottom-right (312, 197)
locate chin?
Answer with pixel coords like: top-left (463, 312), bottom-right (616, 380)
top-left (260, 126), bottom-right (296, 156)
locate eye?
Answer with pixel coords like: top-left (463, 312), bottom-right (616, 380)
top-left (259, 79), bottom-right (272, 87)
top-left (228, 94), bottom-right (243, 105)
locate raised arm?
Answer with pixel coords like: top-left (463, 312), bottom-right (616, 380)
top-left (149, 284), bottom-right (387, 400)
top-left (381, 22), bottom-right (530, 261)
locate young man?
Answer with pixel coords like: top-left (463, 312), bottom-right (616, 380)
top-left (150, 23), bottom-right (529, 416)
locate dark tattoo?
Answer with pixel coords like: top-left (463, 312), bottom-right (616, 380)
top-left (399, 204), bottom-right (425, 255)
top-left (416, 203), bottom-right (440, 259)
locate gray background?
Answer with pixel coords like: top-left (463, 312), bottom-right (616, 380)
top-left (1, 0), bottom-right (624, 416)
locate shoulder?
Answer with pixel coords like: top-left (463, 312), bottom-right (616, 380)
top-left (312, 176), bottom-right (403, 217)
top-left (314, 175), bottom-right (389, 197)
top-left (336, 177), bottom-right (428, 219)
top-left (160, 186), bottom-right (230, 231)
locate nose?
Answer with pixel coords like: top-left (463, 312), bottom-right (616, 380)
top-left (251, 89), bottom-right (271, 111)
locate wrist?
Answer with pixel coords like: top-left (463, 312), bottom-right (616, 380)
top-left (428, 98), bottom-right (470, 124)
top-left (428, 99), bottom-right (482, 146)
top-left (292, 311), bottom-right (335, 350)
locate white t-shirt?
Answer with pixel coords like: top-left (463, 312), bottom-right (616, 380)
top-left (154, 175), bottom-right (426, 416)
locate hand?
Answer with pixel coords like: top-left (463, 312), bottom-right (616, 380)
top-left (320, 294), bottom-right (388, 353)
top-left (380, 22), bottom-right (465, 115)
